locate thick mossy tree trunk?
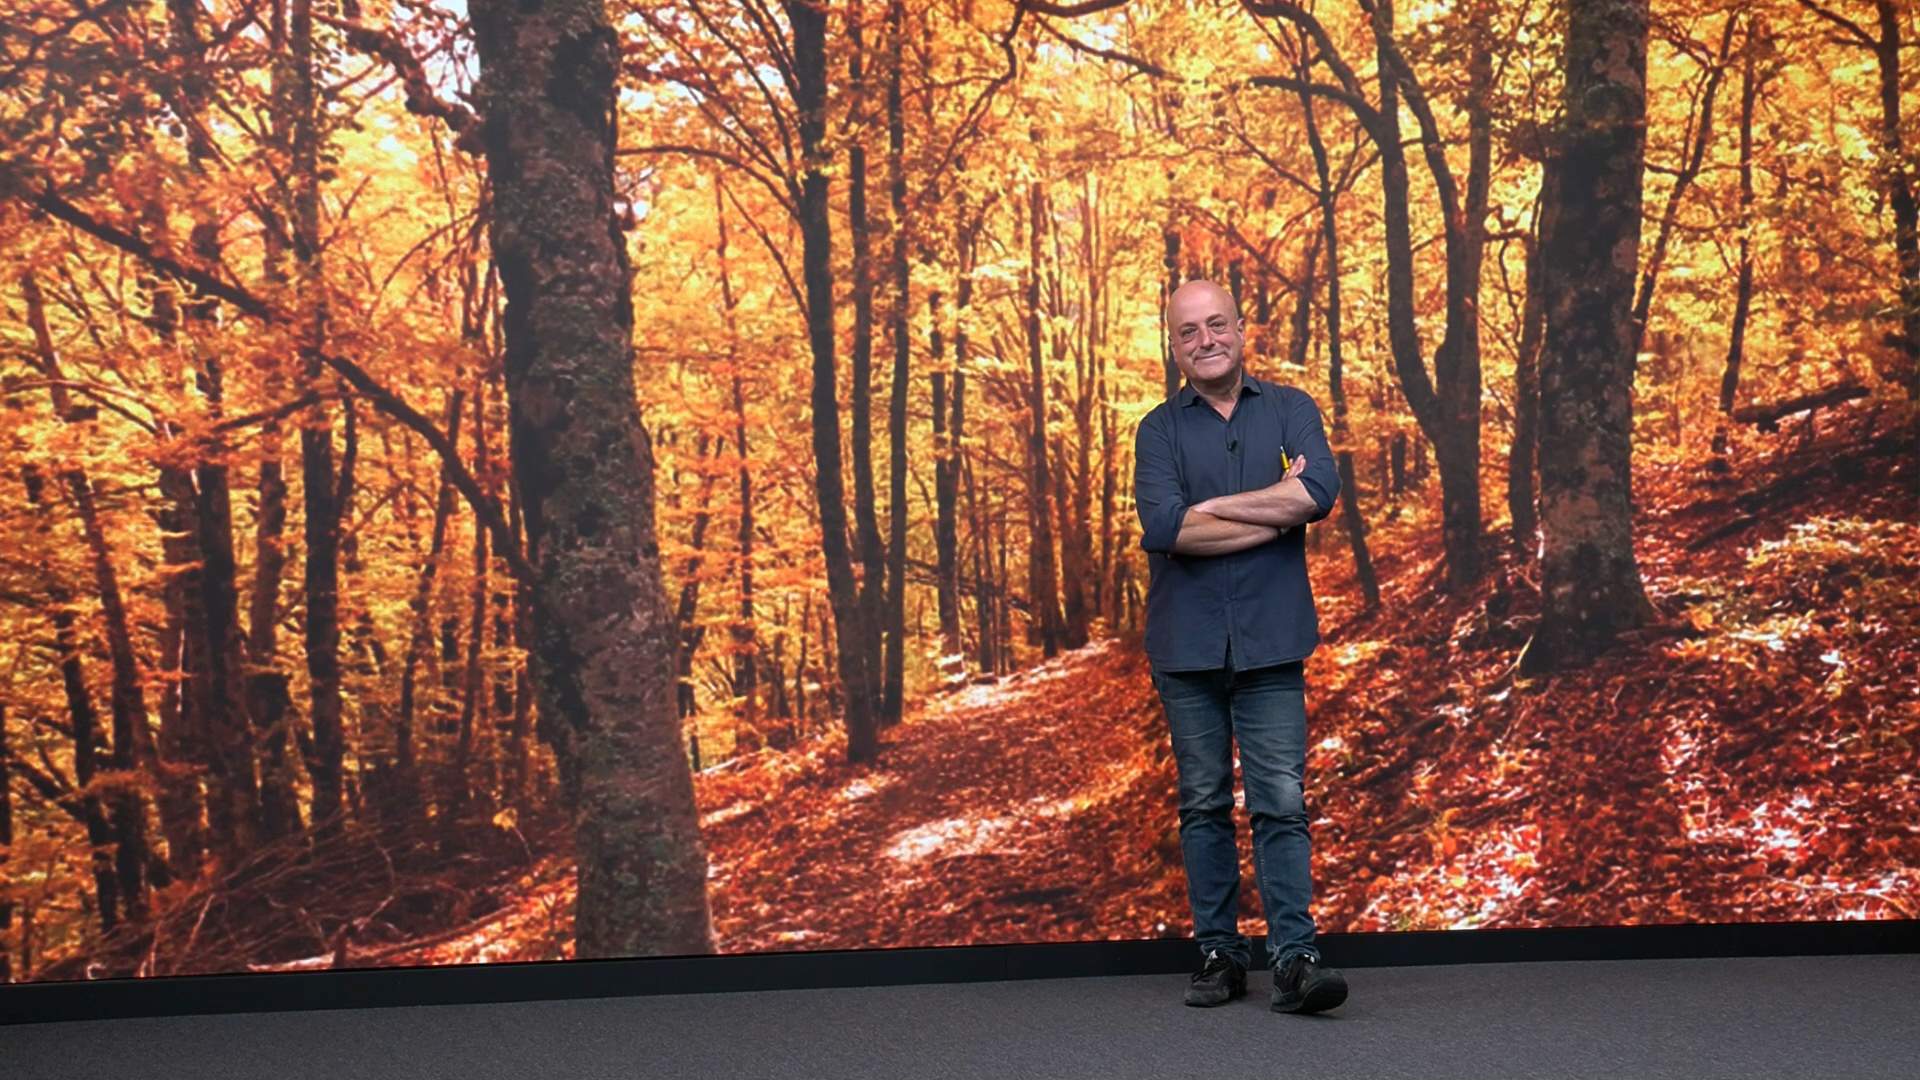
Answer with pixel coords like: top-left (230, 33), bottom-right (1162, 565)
top-left (470, 0), bottom-right (713, 957)
top-left (1520, 0), bottom-right (1659, 674)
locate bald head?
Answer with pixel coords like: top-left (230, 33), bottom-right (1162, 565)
top-left (1165, 278), bottom-right (1247, 394)
top-left (1166, 279), bottom-right (1240, 325)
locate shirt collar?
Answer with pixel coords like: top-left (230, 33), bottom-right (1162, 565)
top-left (1178, 372), bottom-right (1263, 406)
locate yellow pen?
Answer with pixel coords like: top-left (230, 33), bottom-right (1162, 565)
top-left (1280, 447), bottom-right (1291, 471)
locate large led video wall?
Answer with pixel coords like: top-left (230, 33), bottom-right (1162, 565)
top-left (1, 0), bottom-right (1914, 983)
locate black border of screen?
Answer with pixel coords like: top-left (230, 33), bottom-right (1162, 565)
top-left (4, 919), bottom-right (1915, 1025)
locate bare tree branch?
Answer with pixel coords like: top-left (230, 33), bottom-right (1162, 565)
top-left (318, 14), bottom-right (481, 146)
top-left (0, 170), bottom-right (535, 591)
top-left (1244, 74), bottom-right (1386, 140)
top-left (1034, 18), bottom-right (1168, 78)
top-left (621, 144), bottom-right (796, 217)
top-left (1016, 0), bottom-right (1131, 15)
top-left (1793, 0), bottom-right (1879, 49)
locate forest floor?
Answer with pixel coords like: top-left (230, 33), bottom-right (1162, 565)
top-left (367, 397), bottom-right (1918, 969)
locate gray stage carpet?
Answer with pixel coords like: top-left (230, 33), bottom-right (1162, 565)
top-left (4, 954), bottom-right (1916, 1079)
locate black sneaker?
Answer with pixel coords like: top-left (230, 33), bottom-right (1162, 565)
top-left (1271, 953), bottom-right (1347, 1014)
top-left (1184, 949), bottom-right (1247, 1007)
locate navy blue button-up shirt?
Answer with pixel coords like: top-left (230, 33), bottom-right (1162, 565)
top-left (1133, 374), bottom-right (1341, 674)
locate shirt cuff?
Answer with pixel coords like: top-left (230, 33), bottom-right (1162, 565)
top-left (1140, 498), bottom-right (1188, 554)
top-left (1300, 473), bottom-right (1336, 518)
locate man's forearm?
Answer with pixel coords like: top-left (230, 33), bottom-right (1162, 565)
top-left (1193, 478), bottom-right (1321, 530)
top-left (1171, 509), bottom-right (1281, 556)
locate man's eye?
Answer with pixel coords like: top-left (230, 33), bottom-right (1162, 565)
top-left (1179, 328), bottom-right (1197, 340)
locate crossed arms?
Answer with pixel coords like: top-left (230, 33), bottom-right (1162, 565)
top-left (1133, 390), bottom-right (1342, 558)
top-left (1170, 454), bottom-right (1315, 555)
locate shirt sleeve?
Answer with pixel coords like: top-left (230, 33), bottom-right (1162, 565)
top-left (1286, 389), bottom-right (1341, 523)
top-left (1134, 408), bottom-right (1188, 554)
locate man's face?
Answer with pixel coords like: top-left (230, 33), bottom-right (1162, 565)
top-left (1168, 286), bottom-right (1245, 387)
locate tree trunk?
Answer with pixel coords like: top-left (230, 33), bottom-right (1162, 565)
top-left (996, 502), bottom-right (1014, 672)
top-left (162, 0), bottom-right (285, 851)
top-left (1024, 179), bottom-right (1063, 658)
top-left (798, 2), bottom-right (879, 757)
top-left (1091, 182), bottom-right (1119, 628)
top-left (1715, 15), bottom-right (1762, 458)
top-left (1371, 0), bottom-right (1486, 591)
top-left (963, 385), bottom-right (994, 676)
top-left (713, 187), bottom-right (759, 726)
top-left (1519, 0), bottom-right (1658, 674)
top-left (1053, 432), bottom-right (1089, 649)
top-left (293, 0), bottom-right (345, 835)
top-left (1099, 365), bottom-right (1119, 626)
top-left (150, 555), bottom-right (203, 878)
top-left (952, 211), bottom-right (990, 674)
top-left (1060, 206), bottom-right (1095, 651)
top-left (952, 221), bottom-right (993, 675)
top-left (1449, 0), bottom-right (1493, 586)
top-left (1632, 13), bottom-right (1737, 356)
top-left (673, 435), bottom-right (718, 720)
top-left (246, 405), bottom-right (301, 840)
top-left (1, 704), bottom-right (11, 981)
top-left (151, 473), bottom-right (219, 873)
top-left (66, 474), bottom-right (154, 917)
top-left (1871, 1), bottom-right (1919, 396)
top-left (794, 594), bottom-right (811, 727)
top-left (933, 366), bottom-right (961, 669)
top-left (505, 474), bottom-right (536, 813)
top-left (451, 383), bottom-right (492, 822)
top-left (246, 0), bottom-right (302, 844)
top-left (783, 0), bottom-right (877, 764)
top-left (398, 392), bottom-right (464, 818)
top-left (23, 274), bottom-right (155, 916)
top-left (847, 1), bottom-right (887, 733)
top-left (1162, 227), bottom-right (1182, 398)
top-left (1287, 230), bottom-right (1321, 371)
top-left (196, 430), bottom-right (270, 854)
top-left (21, 468), bottom-right (120, 931)
top-left (880, 0), bottom-right (911, 725)
top-left (1510, 203), bottom-right (1547, 549)
top-left (471, 0), bottom-right (714, 955)
top-left (1296, 66), bottom-right (1379, 610)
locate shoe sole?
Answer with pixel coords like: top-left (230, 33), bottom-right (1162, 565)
top-left (1272, 976), bottom-right (1348, 1014)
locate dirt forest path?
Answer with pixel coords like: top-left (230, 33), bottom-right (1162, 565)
top-left (693, 640), bottom-right (1192, 954)
top-left (384, 639), bottom-right (1197, 967)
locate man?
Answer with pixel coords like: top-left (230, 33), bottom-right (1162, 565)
top-left (1133, 279), bottom-right (1348, 1014)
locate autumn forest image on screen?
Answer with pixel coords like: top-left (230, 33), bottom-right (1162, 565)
top-left (0, 0), bottom-right (1914, 983)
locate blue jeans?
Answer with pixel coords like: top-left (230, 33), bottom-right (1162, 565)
top-left (1151, 654), bottom-right (1318, 970)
